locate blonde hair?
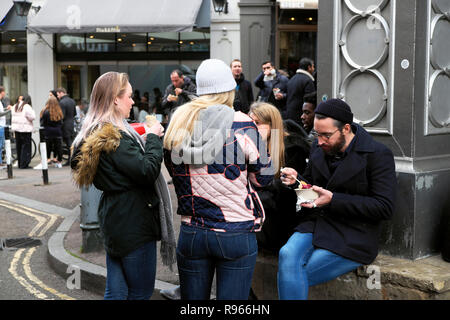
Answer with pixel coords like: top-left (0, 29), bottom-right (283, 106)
top-left (163, 90), bottom-right (235, 150)
top-left (249, 102), bottom-right (285, 176)
top-left (73, 72), bottom-right (130, 147)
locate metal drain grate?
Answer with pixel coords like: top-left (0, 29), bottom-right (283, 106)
top-left (0, 237), bottom-right (42, 250)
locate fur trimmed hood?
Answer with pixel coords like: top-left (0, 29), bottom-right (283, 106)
top-left (72, 123), bottom-right (121, 188)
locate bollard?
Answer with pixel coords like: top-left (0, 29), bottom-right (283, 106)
top-left (80, 184), bottom-right (103, 253)
top-left (4, 126), bottom-right (13, 179)
top-left (38, 127), bottom-right (49, 185)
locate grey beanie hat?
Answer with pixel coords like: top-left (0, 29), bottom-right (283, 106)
top-left (196, 59), bottom-right (236, 96)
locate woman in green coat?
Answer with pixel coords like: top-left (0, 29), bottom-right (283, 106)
top-left (71, 72), bottom-right (165, 300)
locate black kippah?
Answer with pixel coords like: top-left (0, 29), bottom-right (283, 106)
top-left (315, 99), bottom-right (353, 124)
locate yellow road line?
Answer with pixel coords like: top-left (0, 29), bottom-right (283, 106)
top-left (0, 202), bottom-right (47, 237)
top-left (3, 200), bottom-right (76, 300)
top-left (0, 200), bottom-right (60, 237)
top-left (0, 200), bottom-right (61, 236)
top-left (23, 247), bottom-right (76, 300)
top-left (8, 249), bottom-right (50, 300)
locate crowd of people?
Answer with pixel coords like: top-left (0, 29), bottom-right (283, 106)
top-left (0, 55), bottom-right (397, 301)
top-left (68, 57), bottom-right (396, 301)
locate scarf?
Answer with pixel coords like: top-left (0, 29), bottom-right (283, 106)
top-left (296, 69), bottom-right (315, 82)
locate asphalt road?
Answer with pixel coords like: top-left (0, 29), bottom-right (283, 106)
top-left (0, 203), bottom-right (102, 300)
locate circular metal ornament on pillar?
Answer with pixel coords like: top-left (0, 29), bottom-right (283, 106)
top-left (339, 69), bottom-right (388, 126)
top-left (344, 0), bottom-right (389, 16)
top-left (428, 70), bottom-right (450, 128)
top-left (430, 14), bottom-right (450, 71)
top-left (431, 0), bottom-right (450, 15)
top-left (340, 14), bottom-right (390, 69)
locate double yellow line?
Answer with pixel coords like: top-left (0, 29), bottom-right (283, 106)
top-left (0, 200), bottom-right (76, 300)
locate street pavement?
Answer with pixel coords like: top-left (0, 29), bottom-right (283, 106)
top-left (0, 157), bottom-right (181, 300)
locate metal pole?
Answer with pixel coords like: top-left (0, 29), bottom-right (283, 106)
top-left (4, 126), bottom-right (13, 179)
top-left (39, 127), bottom-right (49, 185)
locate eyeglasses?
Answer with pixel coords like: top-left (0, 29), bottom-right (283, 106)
top-left (312, 129), bottom-right (340, 140)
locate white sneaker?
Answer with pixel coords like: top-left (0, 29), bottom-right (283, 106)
top-left (33, 163), bottom-right (43, 170)
top-left (54, 163), bottom-right (62, 168)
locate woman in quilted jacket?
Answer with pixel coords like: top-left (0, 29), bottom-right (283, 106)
top-left (71, 72), bottom-right (165, 300)
top-left (164, 59), bottom-right (274, 300)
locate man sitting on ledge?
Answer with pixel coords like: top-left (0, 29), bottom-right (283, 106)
top-left (278, 98), bottom-right (396, 300)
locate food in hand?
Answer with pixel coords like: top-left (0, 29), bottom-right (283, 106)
top-left (145, 115), bottom-right (158, 127)
top-left (298, 180), bottom-right (312, 189)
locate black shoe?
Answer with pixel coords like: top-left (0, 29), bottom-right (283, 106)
top-left (62, 162), bottom-right (70, 167)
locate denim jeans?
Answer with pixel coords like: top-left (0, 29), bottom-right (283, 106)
top-left (0, 127), bottom-right (4, 165)
top-left (104, 241), bottom-right (156, 300)
top-left (277, 232), bottom-right (362, 300)
top-left (176, 224), bottom-right (258, 300)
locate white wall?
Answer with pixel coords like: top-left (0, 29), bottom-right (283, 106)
top-left (210, 0), bottom-right (241, 65)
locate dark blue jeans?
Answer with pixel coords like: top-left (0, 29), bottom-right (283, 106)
top-left (176, 224), bottom-right (258, 300)
top-left (278, 232), bottom-right (362, 300)
top-left (104, 241), bottom-right (157, 300)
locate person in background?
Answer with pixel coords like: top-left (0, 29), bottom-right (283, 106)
top-left (56, 87), bottom-right (76, 166)
top-left (40, 96), bottom-right (64, 168)
top-left (301, 91), bottom-right (318, 142)
top-left (71, 72), bottom-right (167, 300)
top-left (11, 95), bottom-right (35, 169)
top-left (278, 99), bottom-right (396, 300)
top-left (230, 59), bottom-right (254, 114)
top-left (254, 61), bottom-right (289, 117)
top-left (161, 69), bottom-right (197, 123)
top-left (164, 59), bottom-right (273, 300)
top-left (286, 58), bottom-right (316, 127)
top-left (0, 87), bottom-right (7, 169)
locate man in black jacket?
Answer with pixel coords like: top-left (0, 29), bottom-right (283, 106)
top-left (230, 59), bottom-right (254, 113)
top-left (286, 58), bottom-right (316, 126)
top-left (161, 69), bottom-right (197, 123)
top-left (278, 99), bottom-right (396, 300)
top-left (254, 61), bottom-right (289, 117)
top-left (56, 87), bottom-right (76, 166)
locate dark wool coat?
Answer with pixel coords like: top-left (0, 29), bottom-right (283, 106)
top-left (254, 71), bottom-right (289, 116)
top-left (296, 124), bottom-right (396, 265)
top-left (286, 72), bottom-right (315, 126)
top-left (71, 124), bottom-right (163, 258)
top-left (161, 77), bottom-right (197, 117)
top-left (233, 73), bottom-right (254, 114)
top-left (59, 95), bottom-right (77, 139)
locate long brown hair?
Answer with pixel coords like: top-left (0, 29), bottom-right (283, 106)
top-left (40, 96), bottom-right (63, 122)
top-left (249, 102), bottom-right (285, 177)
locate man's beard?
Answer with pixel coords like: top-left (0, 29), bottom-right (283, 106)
top-left (321, 132), bottom-right (346, 156)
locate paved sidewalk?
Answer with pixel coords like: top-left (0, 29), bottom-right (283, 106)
top-left (0, 158), bottom-right (180, 299)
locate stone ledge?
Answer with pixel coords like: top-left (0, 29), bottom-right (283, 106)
top-left (252, 250), bottom-right (450, 300)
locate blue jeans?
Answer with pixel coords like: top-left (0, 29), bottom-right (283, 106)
top-left (177, 224), bottom-right (258, 300)
top-left (0, 127), bottom-right (4, 165)
top-left (104, 241), bottom-right (157, 300)
top-left (277, 232), bottom-right (362, 300)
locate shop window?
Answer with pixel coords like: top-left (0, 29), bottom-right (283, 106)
top-left (147, 32), bottom-right (180, 52)
top-left (86, 33), bottom-right (115, 53)
top-left (180, 31), bottom-right (210, 52)
top-left (116, 33), bottom-right (147, 52)
top-left (0, 31), bottom-right (27, 53)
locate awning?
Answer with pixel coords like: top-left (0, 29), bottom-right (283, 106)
top-left (0, 1), bottom-right (13, 22)
top-left (277, 0), bottom-right (318, 9)
top-left (27, 0), bottom-right (203, 34)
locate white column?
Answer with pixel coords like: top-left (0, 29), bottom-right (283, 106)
top-left (210, 0), bottom-right (241, 65)
top-left (27, 30), bottom-right (55, 150)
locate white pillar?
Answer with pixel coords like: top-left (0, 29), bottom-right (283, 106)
top-left (27, 31), bottom-right (55, 148)
top-left (210, 0), bottom-right (241, 65)
top-left (26, 31), bottom-right (55, 126)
